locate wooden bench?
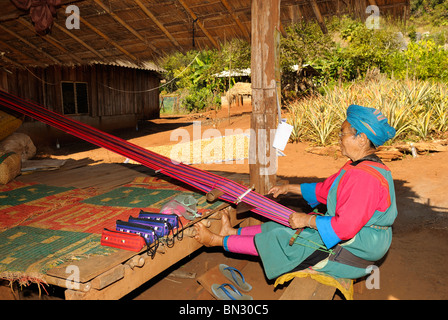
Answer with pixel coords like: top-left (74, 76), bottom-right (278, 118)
top-left (278, 273), bottom-right (357, 300)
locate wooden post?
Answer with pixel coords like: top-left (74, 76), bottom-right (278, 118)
top-left (249, 0), bottom-right (280, 196)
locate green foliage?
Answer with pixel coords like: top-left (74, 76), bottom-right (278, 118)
top-left (160, 39), bottom-right (251, 112)
top-left (386, 39), bottom-right (448, 80)
top-left (281, 21), bottom-right (334, 70)
top-left (182, 86), bottom-right (221, 112)
top-left (411, 0), bottom-right (448, 26)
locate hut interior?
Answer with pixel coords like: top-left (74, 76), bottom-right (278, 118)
top-left (0, 0), bottom-right (410, 301)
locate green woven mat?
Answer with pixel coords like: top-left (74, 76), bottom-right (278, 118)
top-left (0, 184), bottom-right (74, 207)
top-left (0, 226), bottom-right (116, 284)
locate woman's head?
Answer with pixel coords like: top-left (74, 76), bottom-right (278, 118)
top-left (340, 105), bottom-right (396, 161)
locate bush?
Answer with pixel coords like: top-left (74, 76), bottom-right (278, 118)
top-left (182, 86), bottom-right (221, 112)
top-left (386, 39), bottom-right (448, 80)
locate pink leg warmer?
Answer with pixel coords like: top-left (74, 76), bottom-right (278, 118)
top-left (237, 224), bottom-right (262, 236)
top-left (223, 234), bottom-right (259, 256)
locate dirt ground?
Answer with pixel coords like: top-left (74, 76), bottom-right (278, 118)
top-left (49, 101), bottom-right (448, 300)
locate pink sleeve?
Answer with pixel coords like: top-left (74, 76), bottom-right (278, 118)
top-left (330, 168), bottom-right (390, 240)
top-left (314, 171), bottom-right (341, 205)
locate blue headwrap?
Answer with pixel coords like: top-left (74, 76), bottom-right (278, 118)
top-left (346, 105), bottom-right (396, 147)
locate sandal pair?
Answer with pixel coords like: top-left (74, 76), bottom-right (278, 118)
top-left (211, 264), bottom-right (253, 300)
top-left (211, 283), bottom-right (253, 300)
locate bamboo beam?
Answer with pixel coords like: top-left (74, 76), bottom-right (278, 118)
top-left (53, 22), bottom-right (105, 60)
top-left (219, 0), bottom-right (250, 40)
top-left (18, 17), bottom-right (84, 64)
top-left (0, 24), bottom-right (61, 64)
top-left (61, 4), bottom-right (138, 63)
top-left (0, 39), bottom-right (38, 65)
top-left (309, 0), bottom-right (328, 34)
top-left (0, 53), bottom-right (22, 68)
top-left (92, 0), bottom-right (161, 58)
top-left (177, 0), bottom-right (220, 49)
top-left (134, 0), bottom-right (182, 51)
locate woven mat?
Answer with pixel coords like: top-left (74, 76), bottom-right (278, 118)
top-left (0, 181), bottom-right (99, 232)
top-left (0, 176), bottom-right (225, 285)
top-left (0, 226), bottom-right (114, 285)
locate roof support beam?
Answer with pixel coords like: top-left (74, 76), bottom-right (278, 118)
top-left (0, 53), bottom-right (22, 68)
top-left (52, 22), bottom-right (105, 60)
top-left (92, 0), bottom-right (161, 58)
top-left (0, 24), bottom-right (61, 65)
top-left (219, 0), bottom-right (250, 40)
top-left (177, 0), bottom-right (220, 49)
top-left (61, 4), bottom-right (138, 63)
top-left (0, 39), bottom-right (38, 65)
top-left (134, 0), bottom-right (183, 52)
top-left (18, 17), bottom-right (84, 64)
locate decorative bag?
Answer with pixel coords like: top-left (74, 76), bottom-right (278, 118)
top-left (138, 210), bottom-right (184, 241)
top-left (115, 220), bottom-right (159, 258)
top-left (101, 228), bottom-right (146, 252)
top-left (128, 216), bottom-right (172, 238)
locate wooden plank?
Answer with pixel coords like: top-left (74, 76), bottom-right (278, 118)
top-left (45, 247), bottom-right (135, 284)
top-left (279, 277), bottom-right (336, 300)
top-left (61, 208), bottom-right (245, 299)
top-left (90, 264), bottom-right (125, 290)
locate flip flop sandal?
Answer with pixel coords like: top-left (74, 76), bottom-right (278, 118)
top-left (211, 283), bottom-right (253, 300)
top-left (219, 264), bottom-right (253, 292)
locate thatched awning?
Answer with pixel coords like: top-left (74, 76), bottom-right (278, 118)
top-left (0, 0), bottom-right (410, 70)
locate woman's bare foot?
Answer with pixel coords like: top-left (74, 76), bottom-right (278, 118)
top-left (219, 208), bottom-right (238, 237)
top-left (194, 222), bottom-right (223, 247)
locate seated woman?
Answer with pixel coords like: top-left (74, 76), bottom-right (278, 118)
top-left (194, 104), bottom-right (398, 280)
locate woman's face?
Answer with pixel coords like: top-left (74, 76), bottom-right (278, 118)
top-left (339, 120), bottom-right (360, 160)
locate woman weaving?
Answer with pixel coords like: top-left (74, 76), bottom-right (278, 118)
top-left (194, 105), bottom-right (398, 280)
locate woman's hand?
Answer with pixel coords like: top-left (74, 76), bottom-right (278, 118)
top-left (268, 184), bottom-right (290, 198)
top-left (289, 212), bottom-right (316, 230)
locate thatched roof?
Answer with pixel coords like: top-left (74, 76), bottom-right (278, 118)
top-left (0, 0), bottom-right (410, 70)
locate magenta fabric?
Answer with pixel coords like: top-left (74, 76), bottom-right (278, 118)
top-left (223, 225), bottom-right (262, 256)
top-left (237, 225), bottom-right (262, 236)
top-left (224, 235), bottom-right (259, 256)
